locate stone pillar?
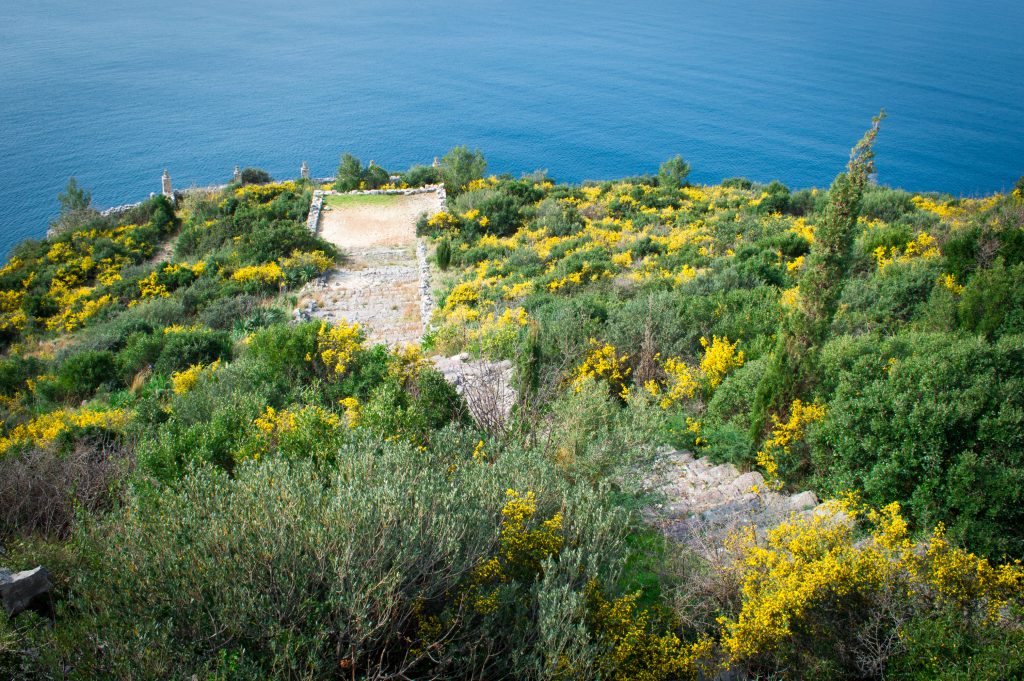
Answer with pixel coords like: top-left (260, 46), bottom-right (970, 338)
top-left (233, 165), bottom-right (242, 183)
top-left (161, 170), bottom-right (172, 197)
top-left (300, 161), bottom-right (309, 180)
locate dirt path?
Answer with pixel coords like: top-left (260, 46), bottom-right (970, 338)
top-left (296, 190), bottom-right (442, 347)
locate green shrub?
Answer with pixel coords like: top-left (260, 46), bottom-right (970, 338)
top-left (957, 259), bottom-right (1024, 338)
top-left (55, 350), bottom-right (117, 400)
top-left (196, 294), bottom-right (261, 329)
top-left (440, 146), bottom-right (486, 196)
top-left (239, 167), bottom-right (272, 185)
top-left (153, 329), bottom-right (232, 376)
top-left (657, 155), bottom-right (690, 189)
top-left (833, 260), bottom-right (941, 335)
top-left (115, 332), bottom-right (164, 380)
top-left (812, 332), bottom-right (1024, 558)
top-left (941, 227), bottom-right (980, 280)
top-left (860, 187), bottom-right (916, 222)
top-left (436, 238), bottom-right (452, 271)
top-left (58, 445), bottom-right (633, 679)
top-left (703, 357), bottom-right (767, 466)
top-left (0, 356), bottom-right (44, 396)
top-left (400, 164), bottom-right (440, 187)
top-left (244, 323), bottom-right (318, 383)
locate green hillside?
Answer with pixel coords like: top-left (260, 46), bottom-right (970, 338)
top-left (2, 135), bottom-right (1023, 679)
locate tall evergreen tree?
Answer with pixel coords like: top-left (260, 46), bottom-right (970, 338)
top-left (749, 111), bottom-right (885, 441)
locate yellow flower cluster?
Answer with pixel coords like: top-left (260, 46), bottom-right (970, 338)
top-left (650, 357), bottom-right (699, 409)
top-left (170, 359), bottom-right (221, 395)
top-left (547, 261), bottom-right (608, 292)
top-left (45, 293), bottom-right (114, 332)
top-left (573, 341), bottom-right (631, 399)
top-left (699, 336), bottom-right (745, 388)
top-left (232, 180), bottom-right (297, 202)
top-left (873, 232), bottom-right (940, 270)
top-left (465, 176), bottom-right (499, 192)
top-left (316, 320), bottom-right (364, 375)
top-left (460, 208), bottom-right (490, 228)
top-left (470, 489), bottom-right (564, 614)
top-left (443, 281), bottom-right (480, 309)
top-left (279, 249), bottom-right (335, 273)
top-left (755, 399), bottom-right (826, 486)
top-left (231, 262), bottom-right (284, 285)
top-left (645, 337), bottom-right (744, 409)
top-left (426, 211), bottom-right (460, 232)
top-left (135, 270), bottom-right (170, 302)
top-left (0, 407), bottom-right (130, 456)
top-left (938, 273), bottom-right (964, 294)
top-left (253, 404), bottom-right (341, 436)
top-left (338, 397), bottom-right (360, 428)
top-left (718, 500), bottom-right (1024, 666)
top-left (588, 584), bottom-right (713, 681)
top-left (0, 290), bottom-right (28, 333)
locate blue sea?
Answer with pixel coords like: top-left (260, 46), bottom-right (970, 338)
top-left (2, 0), bottom-right (1023, 257)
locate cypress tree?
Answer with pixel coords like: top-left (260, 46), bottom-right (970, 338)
top-left (749, 111), bottom-right (885, 442)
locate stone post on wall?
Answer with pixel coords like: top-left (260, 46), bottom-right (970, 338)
top-left (161, 170), bottom-right (173, 199)
top-left (300, 161), bottom-right (309, 180)
top-left (233, 165), bottom-right (242, 183)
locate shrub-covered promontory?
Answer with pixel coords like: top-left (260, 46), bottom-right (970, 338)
top-left (2, 132), bottom-right (1024, 680)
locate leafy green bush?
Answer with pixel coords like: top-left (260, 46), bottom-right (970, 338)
top-left (400, 164), bottom-right (440, 187)
top-left (812, 332), bottom-right (1024, 557)
top-left (57, 446), bottom-right (634, 679)
top-left (860, 187), bottom-right (916, 222)
top-left (238, 167), bottom-right (272, 185)
top-left (0, 356), bottom-right (44, 396)
top-left (440, 146), bottom-right (486, 196)
top-left (957, 259), bottom-right (1024, 338)
top-left (153, 329), bottom-right (232, 376)
top-left (54, 350), bottom-right (116, 400)
top-left (436, 238), bottom-right (452, 270)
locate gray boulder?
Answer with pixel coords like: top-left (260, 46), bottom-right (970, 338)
top-left (1, 566), bottom-right (52, 617)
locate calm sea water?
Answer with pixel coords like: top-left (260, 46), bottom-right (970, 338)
top-left (2, 0), bottom-right (1023, 257)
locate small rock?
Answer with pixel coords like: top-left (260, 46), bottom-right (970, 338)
top-left (788, 491), bottom-right (819, 511)
top-left (1, 566), bottom-right (52, 617)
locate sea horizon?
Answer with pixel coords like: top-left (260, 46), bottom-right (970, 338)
top-left (2, 0), bottom-right (1022, 256)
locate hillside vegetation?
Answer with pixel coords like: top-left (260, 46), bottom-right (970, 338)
top-left (2, 135), bottom-right (1024, 679)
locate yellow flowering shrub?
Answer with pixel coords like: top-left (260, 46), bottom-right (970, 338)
top-left (45, 293), bottom-right (114, 332)
top-left (718, 499), bottom-right (1024, 669)
top-left (170, 360), bottom-right (221, 395)
top-left (231, 262), bottom-right (284, 285)
top-left (652, 357), bottom-right (699, 409)
top-left (0, 407), bottom-right (130, 456)
top-left (426, 211), bottom-right (460, 232)
top-left (755, 399), bottom-right (827, 487)
top-left (338, 397), bottom-right (360, 428)
top-left (938, 273), bottom-right (964, 294)
top-left (573, 341), bottom-right (631, 399)
top-left (134, 270), bottom-right (169, 302)
top-left (699, 336), bottom-right (745, 388)
top-left (873, 232), bottom-right (940, 270)
top-left (279, 249), bottom-right (334, 273)
top-left (588, 585), bottom-right (713, 681)
top-left (0, 290), bottom-right (29, 332)
top-left (316, 320), bottom-right (364, 375)
top-left (232, 180), bottom-right (297, 202)
top-left (443, 281), bottom-right (480, 309)
top-left (470, 489), bottom-right (564, 614)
